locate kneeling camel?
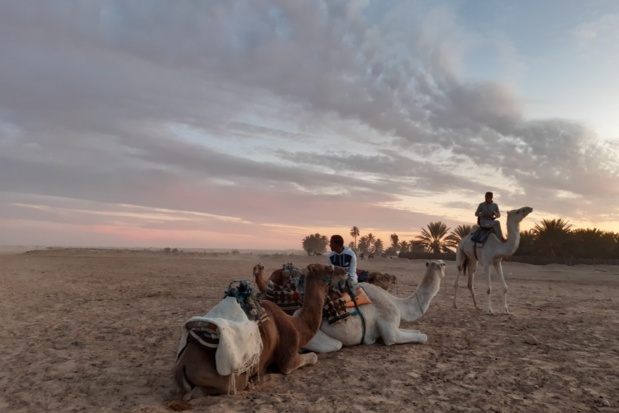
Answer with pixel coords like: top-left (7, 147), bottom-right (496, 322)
top-left (173, 263), bottom-right (348, 399)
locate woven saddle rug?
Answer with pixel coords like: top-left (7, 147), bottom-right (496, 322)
top-left (178, 297), bottom-right (264, 377)
top-left (265, 263), bottom-right (372, 324)
top-left (265, 263), bottom-right (307, 314)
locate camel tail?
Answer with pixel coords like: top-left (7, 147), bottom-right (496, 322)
top-left (456, 241), bottom-right (467, 275)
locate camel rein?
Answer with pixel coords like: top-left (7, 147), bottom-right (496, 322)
top-left (416, 293), bottom-right (425, 316)
top-left (346, 283), bottom-right (366, 345)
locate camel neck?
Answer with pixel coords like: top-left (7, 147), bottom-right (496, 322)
top-left (397, 271), bottom-right (442, 322)
top-left (294, 277), bottom-right (329, 346)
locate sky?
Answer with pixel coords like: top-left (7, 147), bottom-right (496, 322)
top-left (1, 0), bottom-right (619, 250)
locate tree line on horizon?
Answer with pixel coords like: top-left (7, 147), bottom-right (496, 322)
top-left (301, 220), bottom-right (619, 260)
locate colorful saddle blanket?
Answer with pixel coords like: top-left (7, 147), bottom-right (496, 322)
top-left (266, 279), bottom-right (302, 313)
top-left (323, 287), bottom-right (372, 324)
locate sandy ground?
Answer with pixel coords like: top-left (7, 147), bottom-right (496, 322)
top-left (1, 248), bottom-right (618, 413)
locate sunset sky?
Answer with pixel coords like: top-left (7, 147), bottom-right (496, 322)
top-left (2, 1), bottom-right (619, 250)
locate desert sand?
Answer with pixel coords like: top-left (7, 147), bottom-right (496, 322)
top-left (1, 247), bottom-right (617, 413)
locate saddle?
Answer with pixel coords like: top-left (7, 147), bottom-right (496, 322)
top-left (470, 227), bottom-right (494, 244)
top-left (265, 263), bottom-right (305, 314)
top-left (185, 280), bottom-right (269, 349)
top-left (322, 286), bottom-right (372, 325)
top-left (263, 264), bottom-right (372, 324)
top-left (266, 279), bottom-right (302, 313)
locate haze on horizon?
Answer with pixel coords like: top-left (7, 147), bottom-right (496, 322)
top-left (1, 1), bottom-right (619, 250)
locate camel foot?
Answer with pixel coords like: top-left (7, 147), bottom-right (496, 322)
top-left (183, 386), bottom-right (207, 401)
top-left (281, 352), bottom-right (318, 375)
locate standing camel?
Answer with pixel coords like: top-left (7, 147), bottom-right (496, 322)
top-left (173, 264), bottom-right (348, 399)
top-left (454, 206), bottom-right (533, 314)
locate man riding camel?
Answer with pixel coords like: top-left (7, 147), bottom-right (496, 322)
top-left (475, 191), bottom-right (506, 242)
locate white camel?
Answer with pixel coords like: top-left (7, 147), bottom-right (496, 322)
top-left (453, 206), bottom-right (533, 314)
top-left (302, 260), bottom-right (446, 353)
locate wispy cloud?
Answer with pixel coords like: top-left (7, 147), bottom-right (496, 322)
top-left (1, 0), bottom-right (618, 248)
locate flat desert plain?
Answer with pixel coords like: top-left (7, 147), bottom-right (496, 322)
top-left (1, 248), bottom-right (618, 413)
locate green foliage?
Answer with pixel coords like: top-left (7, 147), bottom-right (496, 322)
top-left (514, 230), bottom-right (536, 256)
top-left (305, 217), bottom-right (619, 261)
top-left (373, 239), bottom-right (384, 255)
top-left (532, 219), bottom-right (572, 257)
top-left (357, 235), bottom-right (370, 254)
top-left (302, 233), bottom-right (329, 256)
top-left (416, 221), bottom-right (454, 253)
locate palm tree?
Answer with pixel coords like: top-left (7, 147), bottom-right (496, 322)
top-left (416, 221), bottom-right (453, 253)
top-left (532, 219), bottom-right (572, 257)
top-left (366, 233), bottom-right (375, 251)
top-left (514, 230), bottom-right (536, 256)
top-left (350, 226), bottom-right (360, 249)
top-left (358, 236), bottom-right (370, 255)
top-left (399, 240), bottom-right (409, 255)
top-left (445, 224), bottom-right (473, 250)
top-left (389, 233), bottom-right (400, 254)
top-left (373, 239), bottom-right (384, 255)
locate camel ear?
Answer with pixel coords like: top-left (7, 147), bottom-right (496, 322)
top-left (426, 261), bottom-right (429, 267)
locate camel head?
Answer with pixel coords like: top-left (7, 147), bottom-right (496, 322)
top-left (507, 206), bottom-right (533, 223)
top-left (426, 259), bottom-right (447, 280)
top-left (368, 271), bottom-right (397, 291)
top-left (252, 263), bottom-right (264, 277)
top-left (306, 264), bottom-right (348, 288)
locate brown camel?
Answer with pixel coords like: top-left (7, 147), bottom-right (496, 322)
top-left (364, 271), bottom-right (397, 290)
top-left (173, 264), bottom-right (348, 399)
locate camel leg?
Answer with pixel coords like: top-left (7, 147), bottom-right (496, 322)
top-left (302, 329), bottom-right (344, 353)
top-left (485, 264), bottom-right (494, 314)
top-left (279, 352), bottom-right (318, 375)
top-left (493, 261), bottom-right (509, 314)
top-left (468, 261), bottom-right (480, 310)
top-left (381, 328), bottom-right (428, 346)
top-left (453, 267), bottom-right (462, 308)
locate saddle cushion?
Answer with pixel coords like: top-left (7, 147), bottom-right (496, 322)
top-left (340, 287), bottom-right (372, 308)
top-left (178, 297), bottom-right (263, 376)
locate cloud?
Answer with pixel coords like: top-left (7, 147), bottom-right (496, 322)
top-left (1, 0), bottom-right (619, 247)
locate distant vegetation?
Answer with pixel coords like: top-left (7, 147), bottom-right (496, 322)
top-left (302, 220), bottom-right (619, 263)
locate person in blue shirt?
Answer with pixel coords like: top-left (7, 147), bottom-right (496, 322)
top-left (327, 234), bottom-right (358, 284)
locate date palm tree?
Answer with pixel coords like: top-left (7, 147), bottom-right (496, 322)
top-left (532, 218), bottom-right (572, 257)
top-left (416, 221), bottom-right (453, 253)
top-left (350, 226), bottom-right (360, 249)
top-left (390, 233), bottom-right (400, 254)
top-left (373, 239), bottom-right (384, 255)
top-left (366, 233), bottom-right (375, 250)
top-left (445, 224), bottom-right (473, 250)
